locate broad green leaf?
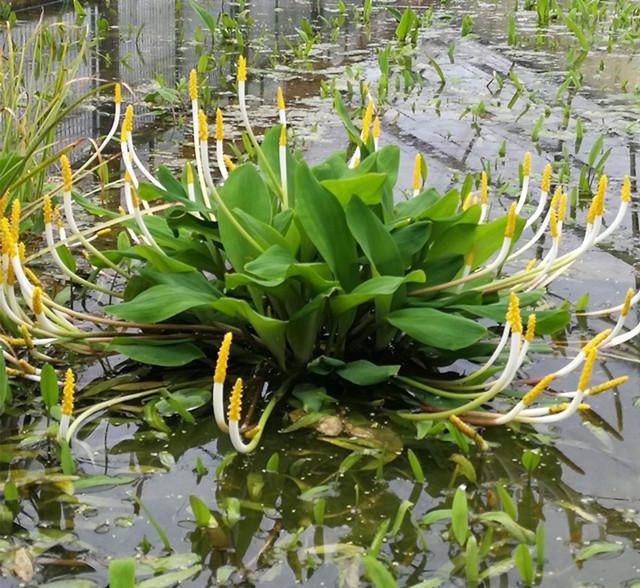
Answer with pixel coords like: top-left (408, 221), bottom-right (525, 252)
top-left (514, 544), bottom-right (534, 584)
top-left (108, 558), bottom-right (135, 588)
top-left (40, 363), bottom-right (59, 410)
top-left (476, 512), bottom-right (535, 544)
top-left (391, 221), bottom-right (432, 264)
top-left (137, 566), bottom-right (202, 588)
top-left (295, 162), bottom-right (359, 291)
top-left (388, 307), bottom-right (487, 350)
top-left (393, 188), bottom-right (439, 220)
top-left (337, 360), bottom-right (400, 386)
top-left (575, 541), bottom-right (623, 561)
top-left (189, 496), bottom-right (213, 527)
top-left (108, 339), bottom-right (205, 367)
top-left (106, 284), bottom-right (215, 323)
top-left (451, 486), bottom-right (468, 545)
top-left (330, 272), bottom-right (425, 315)
top-left (210, 298), bottom-right (287, 368)
top-left (322, 173), bottom-right (387, 206)
top-left (362, 556), bottom-right (399, 588)
top-left (346, 195), bottom-right (403, 276)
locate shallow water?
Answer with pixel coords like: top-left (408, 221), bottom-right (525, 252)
top-left (3, 0), bottom-right (640, 586)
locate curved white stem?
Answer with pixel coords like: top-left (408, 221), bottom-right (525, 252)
top-left (515, 176), bottom-right (530, 214)
top-left (524, 189), bottom-right (548, 229)
top-left (595, 201), bottom-right (628, 244)
top-left (213, 382), bottom-right (229, 433)
top-left (216, 140), bottom-right (228, 181)
top-left (229, 420), bottom-right (252, 453)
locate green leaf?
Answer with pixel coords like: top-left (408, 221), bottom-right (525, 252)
top-left (292, 384), bottom-right (334, 413)
top-left (137, 566), bottom-right (202, 588)
top-left (362, 555), bottom-right (399, 588)
top-left (476, 512), bottom-right (535, 544)
top-left (465, 535), bottom-right (479, 584)
top-left (388, 307), bottom-right (487, 350)
top-left (59, 440), bottom-right (76, 475)
top-left (295, 162), bottom-right (359, 291)
top-left (496, 482), bottom-right (517, 520)
top-left (514, 544), bottom-right (534, 585)
top-left (451, 486), bottom-right (468, 545)
top-left (210, 298), bottom-right (287, 368)
top-left (345, 195), bottom-right (404, 276)
top-left (421, 509), bottom-right (452, 526)
top-left (321, 173), bottom-right (387, 206)
top-left (575, 541), bottom-right (623, 562)
top-left (40, 364), bottom-right (59, 411)
top-left (108, 339), bottom-right (205, 367)
top-left (189, 495), bottom-right (214, 527)
top-left (74, 475), bottom-right (135, 490)
top-left (108, 558), bottom-right (135, 588)
top-left (106, 284), bottom-right (216, 323)
top-left (0, 354), bottom-right (8, 413)
top-left (407, 448), bottom-right (425, 482)
top-left (337, 360), bottom-right (400, 386)
top-left (190, 0), bottom-right (216, 37)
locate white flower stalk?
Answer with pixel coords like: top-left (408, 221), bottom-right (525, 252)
top-left (519, 349), bottom-right (597, 424)
top-left (479, 171), bottom-right (489, 224)
top-left (524, 163), bottom-right (551, 229)
top-left (186, 162), bottom-right (197, 203)
top-left (120, 107), bottom-right (138, 189)
top-left (118, 205), bottom-right (141, 245)
top-left (57, 368), bottom-right (75, 441)
top-left (53, 207), bottom-right (67, 243)
top-left (125, 180), bottom-right (161, 251)
top-left (595, 175), bottom-right (630, 243)
top-left (457, 249), bottom-right (475, 292)
top-left (484, 203), bottom-right (517, 273)
top-left (0, 267), bottom-right (27, 325)
top-left (215, 108), bottom-right (229, 181)
top-left (189, 69), bottom-right (210, 206)
top-left (212, 332), bottom-right (233, 433)
top-left (515, 152), bottom-right (531, 214)
top-left (412, 153), bottom-right (423, 197)
top-left (277, 86), bottom-right (287, 126)
top-left (237, 56), bottom-right (251, 145)
top-left (97, 83), bottom-right (122, 152)
top-left (228, 377), bottom-right (252, 453)
top-left (348, 99), bottom-right (374, 169)
top-left (524, 210), bottom-right (562, 291)
top-left (198, 109), bottom-right (215, 192)
top-left (508, 186), bottom-right (560, 262)
top-left (124, 104), bottom-right (162, 194)
top-left (372, 114), bottom-right (380, 152)
top-left (279, 125), bottom-right (289, 209)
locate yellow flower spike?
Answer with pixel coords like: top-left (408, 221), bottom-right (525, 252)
top-left (462, 192), bottom-right (474, 211)
top-left (19, 325), bottom-right (33, 348)
top-left (237, 55), bottom-right (247, 82)
top-left (96, 228), bottom-right (112, 237)
top-left (198, 109), bottom-right (208, 141)
top-left (130, 187), bottom-right (140, 209)
top-left (214, 332), bottom-right (233, 384)
top-left (578, 348), bottom-right (597, 391)
top-left (215, 108), bottom-right (224, 141)
top-left (522, 151), bottom-right (531, 177)
top-left (10, 198), bottom-right (20, 239)
top-left (43, 195), bottom-right (52, 225)
top-left (25, 267), bottom-right (41, 286)
top-left (541, 163), bottom-right (552, 192)
top-left (6, 265), bottom-right (14, 286)
top-left (361, 100), bottom-right (374, 144)
top-left (549, 209), bottom-right (559, 239)
top-left (448, 415), bottom-right (488, 450)
top-left (525, 313), bottom-right (536, 342)
top-left (1, 217), bottom-right (15, 257)
top-left (595, 175), bottom-right (607, 215)
top-left (522, 373), bottom-right (555, 406)
top-left (621, 175), bottom-right (631, 203)
top-left (277, 86), bottom-right (285, 111)
top-left (62, 368), bottom-right (75, 417)
top-left (582, 329), bottom-right (611, 354)
top-left (18, 359), bottom-right (36, 375)
top-left (547, 402), bottom-right (570, 414)
top-left (413, 153), bottom-right (422, 193)
top-left (227, 377), bottom-right (243, 422)
top-left (32, 287), bottom-right (43, 315)
top-left (124, 167), bottom-right (132, 185)
top-left (558, 192), bottom-right (567, 222)
top-left (586, 195), bottom-right (597, 225)
top-left (550, 185), bottom-right (561, 211)
top-left (124, 104), bottom-right (134, 131)
top-left (186, 162), bottom-right (194, 185)
top-left (372, 114), bottom-right (380, 139)
top-left (18, 242), bottom-right (25, 263)
top-left (0, 191), bottom-right (9, 214)
top-left (53, 207), bottom-right (64, 229)
top-left (621, 288), bottom-right (634, 316)
top-left (60, 155), bottom-right (72, 192)
top-left (223, 155), bottom-right (236, 171)
top-left (504, 202), bottom-right (517, 239)
top-left (114, 82), bottom-right (121, 105)
top-left (480, 171), bottom-right (488, 204)
top-left (525, 258), bottom-right (537, 271)
top-left (588, 375), bottom-right (629, 396)
top-left (464, 248), bottom-right (475, 267)
top-left (279, 124), bottom-right (286, 147)
top-left (118, 205), bottom-right (126, 216)
top-left (506, 291), bottom-right (522, 334)
top-left (577, 403), bottom-right (591, 411)
top-left (189, 68), bottom-right (198, 101)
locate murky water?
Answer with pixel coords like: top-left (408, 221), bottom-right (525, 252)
top-left (3, 0), bottom-right (640, 586)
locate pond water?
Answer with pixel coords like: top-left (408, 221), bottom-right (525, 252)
top-left (2, 0), bottom-right (640, 586)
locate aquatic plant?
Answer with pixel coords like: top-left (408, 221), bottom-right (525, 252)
top-left (3, 56), bottom-right (635, 455)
